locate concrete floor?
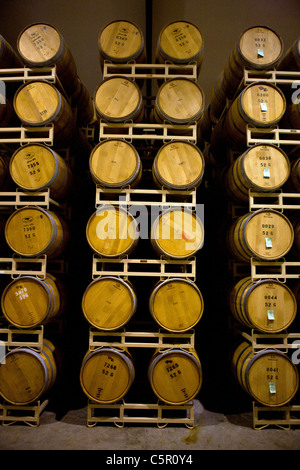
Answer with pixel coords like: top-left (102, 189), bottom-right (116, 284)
top-left (1, 400), bottom-right (300, 451)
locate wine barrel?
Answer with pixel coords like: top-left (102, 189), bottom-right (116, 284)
top-left (0, 153), bottom-right (13, 190)
top-left (229, 276), bottom-right (297, 333)
top-left (287, 156), bottom-right (300, 192)
top-left (13, 80), bottom-right (75, 146)
top-left (210, 72), bottom-right (228, 121)
top-left (9, 143), bottom-right (72, 200)
top-left (94, 76), bottom-right (144, 123)
top-left (224, 144), bottom-right (290, 203)
top-left (5, 206), bottom-right (69, 258)
top-left (277, 37), bottom-right (300, 71)
top-left (280, 101), bottom-right (300, 130)
top-left (148, 348), bottom-right (202, 405)
top-left (153, 78), bottom-right (205, 125)
top-left (221, 26), bottom-right (283, 99)
top-left (223, 81), bottom-right (286, 148)
top-left (17, 23), bottom-right (80, 96)
top-left (82, 276), bottom-right (137, 331)
top-left (232, 341), bottom-right (299, 407)
top-left (1, 273), bottom-right (64, 329)
top-left (227, 209), bottom-right (294, 262)
top-left (151, 207), bottom-right (204, 259)
top-left (0, 96), bottom-right (15, 128)
top-left (156, 21), bottom-right (204, 73)
top-left (0, 339), bottom-right (57, 405)
top-left (98, 20), bottom-right (146, 69)
top-left (0, 34), bottom-right (23, 68)
top-left (70, 77), bottom-right (95, 127)
top-left (89, 139), bottom-right (142, 189)
top-left (86, 205), bottom-right (139, 258)
top-left (80, 347), bottom-right (135, 403)
top-left (149, 278), bottom-right (204, 332)
top-left (152, 141), bottom-right (205, 190)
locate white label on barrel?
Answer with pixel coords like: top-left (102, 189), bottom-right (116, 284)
top-left (265, 237), bottom-right (272, 248)
top-left (260, 102), bottom-right (267, 112)
top-left (257, 48), bottom-right (264, 57)
top-left (269, 382), bottom-right (276, 394)
top-left (267, 309), bottom-right (275, 320)
top-left (263, 168), bottom-right (270, 178)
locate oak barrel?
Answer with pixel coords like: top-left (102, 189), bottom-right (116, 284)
top-left (0, 153), bottom-right (12, 190)
top-left (210, 72), bottom-right (229, 121)
top-left (17, 23), bottom-right (80, 96)
top-left (224, 144), bottom-right (290, 203)
top-left (94, 76), bottom-right (144, 123)
top-left (154, 78), bottom-right (205, 125)
top-left (9, 143), bottom-right (72, 200)
top-left (150, 207), bottom-right (204, 259)
top-left (221, 26), bottom-right (283, 99)
top-left (98, 20), bottom-right (146, 69)
top-left (232, 341), bottom-right (299, 407)
top-left (13, 80), bottom-right (75, 146)
top-left (227, 209), bottom-right (294, 262)
top-left (0, 339), bottom-right (57, 405)
top-left (152, 141), bottom-right (205, 190)
top-left (0, 34), bottom-right (23, 68)
top-left (1, 273), bottom-right (63, 329)
top-left (149, 278), bottom-right (204, 332)
top-left (80, 347), bottom-right (135, 403)
top-left (277, 37), bottom-right (300, 71)
top-left (86, 205), bottom-right (139, 258)
top-left (223, 81), bottom-right (286, 148)
top-left (229, 276), bottom-right (297, 333)
top-left (148, 348), bottom-right (202, 405)
top-left (89, 139), bottom-right (142, 189)
top-left (5, 206), bottom-right (69, 258)
top-left (156, 21), bottom-right (204, 73)
top-left (82, 276), bottom-right (137, 331)
top-left (70, 77), bottom-right (95, 126)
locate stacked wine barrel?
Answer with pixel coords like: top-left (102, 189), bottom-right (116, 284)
top-left (79, 20), bottom-right (206, 422)
top-left (0, 24), bottom-right (93, 418)
top-left (202, 26), bottom-right (300, 423)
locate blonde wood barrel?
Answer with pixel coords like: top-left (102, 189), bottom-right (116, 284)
top-left (151, 207), bottom-right (204, 259)
top-left (17, 23), bottom-right (80, 96)
top-left (94, 77), bottom-right (144, 123)
top-left (224, 144), bottom-right (290, 203)
top-left (98, 20), bottom-right (146, 68)
top-left (152, 141), bottom-right (205, 190)
top-left (9, 143), bottom-right (72, 200)
top-left (229, 276), bottom-right (297, 333)
top-left (80, 347), bottom-right (135, 403)
top-left (0, 34), bottom-right (23, 68)
top-left (232, 341), bottom-right (299, 407)
top-left (1, 273), bottom-right (63, 329)
top-left (89, 139), bottom-right (142, 189)
top-left (82, 276), bottom-right (137, 331)
top-left (154, 78), bottom-right (205, 125)
top-left (278, 37), bottom-right (300, 71)
top-left (5, 206), bottom-right (69, 258)
top-left (13, 81), bottom-right (75, 146)
top-left (86, 205), bottom-right (139, 258)
top-left (148, 348), bottom-right (202, 405)
top-left (149, 278), bottom-right (204, 332)
top-left (0, 339), bottom-right (57, 405)
top-left (156, 21), bottom-right (204, 73)
top-left (227, 209), bottom-right (294, 262)
top-left (223, 82), bottom-right (286, 148)
top-left (222, 26), bottom-right (283, 98)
